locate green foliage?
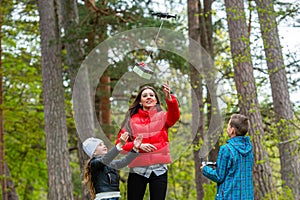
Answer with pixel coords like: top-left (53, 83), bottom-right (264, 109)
top-left (2, 0), bottom-right (300, 199)
top-left (168, 148), bottom-right (197, 200)
top-left (203, 181), bottom-right (217, 200)
top-left (4, 59), bottom-right (47, 199)
top-left (263, 186), bottom-right (295, 200)
top-left (2, 0), bottom-right (47, 199)
top-left (70, 159), bottom-right (83, 198)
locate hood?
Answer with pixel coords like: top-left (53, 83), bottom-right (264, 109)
top-left (227, 136), bottom-right (252, 156)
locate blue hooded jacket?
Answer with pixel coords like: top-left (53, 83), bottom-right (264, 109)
top-left (202, 136), bottom-right (254, 200)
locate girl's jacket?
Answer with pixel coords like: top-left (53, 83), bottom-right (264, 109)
top-left (90, 147), bottom-right (138, 194)
top-left (116, 95), bottom-right (180, 168)
top-left (202, 136), bottom-right (254, 200)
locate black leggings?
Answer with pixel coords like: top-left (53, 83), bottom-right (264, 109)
top-left (127, 171), bottom-right (168, 200)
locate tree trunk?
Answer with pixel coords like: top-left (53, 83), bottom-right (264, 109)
top-left (38, 0), bottom-right (74, 199)
top-left (0, 2), bottom-right (7, 198)
top-left (191, 59), bottom-right (206, 200)
top-left (84, 1), bottom-right (113, 141)
top-left (73, 65), bottom-right (97, 199)
top-left (99, 75), bottom-right (112, 139)
top-left (224, 0), bottom-right (275, 199)
top-left (188, 1), bottom-right (206, 199)
top-left (200, 0), bottom-right (214, 57)
top-left (255, 0), bottom-right (300, 198)
top-left (58, 0), bottom-right (92, 199)
top-left (59, 0), bottom-right (83, 88)
top-left (199, 0), bottom-right (221, 169)
top-left (5, 163), bottom-right (19, 200)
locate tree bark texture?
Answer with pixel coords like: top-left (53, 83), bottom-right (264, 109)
top-left (0, 2), bottom-right (8, 198)
top-left (255, 0), bottom-right (300, 198)
top-left (84, 1), bottom-right (113, 140)
top-left (59, 0), bottom-right (83, 88)
top-left (72, 65), bottom-right (96, 199)
top-left (188, 0), bottom-right (206, 199)
top-left (99, 76), bottom-right (112, 139)
top-left (199, 0), bottom-right (221, 170)
top-left (224, 0), bottom-right (275, 199)
top-left (38, 0), bottom-right (74, 199)
top-left (5, 163), bottom-right (19, 200)
top-left (59, 0), bottom-right (92, 199)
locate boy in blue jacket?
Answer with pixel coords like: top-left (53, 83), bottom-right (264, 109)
top-left (200, 114), bottom-right (254, 200)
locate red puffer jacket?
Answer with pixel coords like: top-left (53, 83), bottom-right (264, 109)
top-left (116, 95), bottom-right (180, 168)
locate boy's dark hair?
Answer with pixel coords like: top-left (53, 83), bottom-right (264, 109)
top-left (230, 114), bottom-right (249, 136)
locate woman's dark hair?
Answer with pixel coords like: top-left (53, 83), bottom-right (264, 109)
top-left (120, 85), bottom-right (163, 139)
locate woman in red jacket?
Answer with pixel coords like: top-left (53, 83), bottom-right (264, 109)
top-left (116, 81), bottom-right (180, 200)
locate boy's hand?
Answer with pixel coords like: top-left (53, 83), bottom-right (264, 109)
top-left (200, 161), bottom-right (208, 172)
top-left (119, 132), bottom-right (129, 147)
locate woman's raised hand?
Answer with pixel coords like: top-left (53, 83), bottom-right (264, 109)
top-left (162, 80), bottom-right (171, 100)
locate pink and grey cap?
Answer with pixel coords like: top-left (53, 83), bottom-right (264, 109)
top-left (82, 137), bottom-right (103, 158)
